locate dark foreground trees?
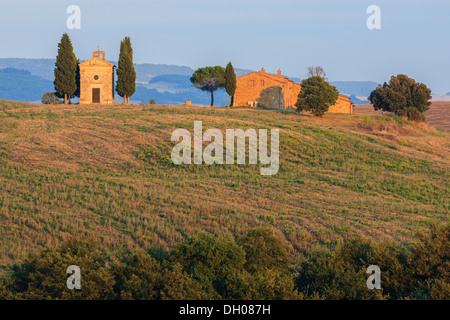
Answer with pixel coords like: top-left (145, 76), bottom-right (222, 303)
top-left (0, 227), bottom-right (300, 300)
top-left (0, 224), bottom-right (448, 300)
top-left (295, 76), bottom-right (339, 117)
top-left (190, 66), bottom-right (226, 106)
top-left (368, 74), bottom-right (431, 121)
top-left (295, 223), bottom-right (449, 300)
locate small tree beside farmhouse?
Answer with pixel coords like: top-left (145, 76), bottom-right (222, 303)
top-left (224, 62), bottom-right (236, 107)
top-left (190, 66), bottom-right (226, 106)
top-left (54, 33), bottom-right (78, 104)
top-left (295, 76), bottom-right (339, 117)
top-left (368, 74), bottom-right (431, 121)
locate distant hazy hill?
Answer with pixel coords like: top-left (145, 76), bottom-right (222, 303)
top-left (148, 74), bottom-right (192, 87)
top-left (139, 67), bottom-right (254, 84)
top-left (348, 95), bottom-right (369, 104)
top-left (134, 86), bottom-right (229, 105)
top-left (0, 58), bottom-right (197, 82)
top-left (286, 79), bottom-right (375, 104)
top-left (0, 68), bottom-right (53, 102)
top-left (0, 58), bottom-right (55, 80)
top-left (135, 64), bottom-right (194, 83)
top-left (331, 81), bottom-right (377, 100)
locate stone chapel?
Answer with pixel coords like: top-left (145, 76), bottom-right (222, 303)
top-left (79, 51), bottom-right (115, 105)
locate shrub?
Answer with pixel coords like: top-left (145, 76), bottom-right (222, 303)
top-left (409, 223), bottom-right (450, 299)
top-left (170, 233), bottom-right (245, 298)
top-left (238, 227), bottom-right (290, 273)
top-left (41, 92), bottom-right (62, 105)
top-left (295, 76), bottom-right (339, 117)
top-left (111, 249), bottom-right (163, 300)
top-left (295, 238), bottom-right (410, 300)
top-left (0, 277), bottom-right (14, 300)
top-left (368, 74), bottom-right (431, 121)
top-left (8, 239), bottom-right (115, 299)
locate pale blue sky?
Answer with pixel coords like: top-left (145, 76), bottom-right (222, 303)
top-left (0, 0), bottom-right (449, 93)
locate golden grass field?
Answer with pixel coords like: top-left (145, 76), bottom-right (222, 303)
top-left (355, 101), bottom-right (450, 131)
top-left (0, 100), bottom-right (448, 266)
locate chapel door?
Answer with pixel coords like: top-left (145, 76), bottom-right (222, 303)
top-left (92, 88), bottom-right (100, 103)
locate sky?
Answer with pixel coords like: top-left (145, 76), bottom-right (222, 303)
top-left (0, 0), bottom-right (449, 93)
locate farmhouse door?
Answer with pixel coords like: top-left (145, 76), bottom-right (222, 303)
top-left (92, 88), bottom-right (100, 103)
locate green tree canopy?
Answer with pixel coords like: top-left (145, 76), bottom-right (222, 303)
top-left (409, 223), bottom-right (450, 299)
top-left (224, 62), bottom-right (236, 107)
top-left (116, 36), bottom-right (136, 104)
top-left (41, 92), bottom-right (62, 105)
top-left (295, 238), bottom-right (409, 300)
top-left (110, 248), bottom-right (163, 300)
top-left (54, 33), bottom-right (78, 104)
top-left (170, 232), bottom-right (245, 298)
top-left (368, 74), bottom-right (431, 121)
top-left (295, 76), bottom-right (339, 117)
top-left (7, 239), bottom-right (115, 299)
top-left (237, 227), bottom-right (290, 273)
top-left (190, 66), bottom-right (226, 106)
top-left (0, 224), bottom-right (447, 300)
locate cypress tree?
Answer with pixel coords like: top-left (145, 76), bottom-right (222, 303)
top-left (116, 39), bottom-right (126, 103)
top-left (116, 37), bottom-right (136, 104)
top-left (70, 58), bottom-right (81, 103)
top-left (224, 62), bottom-right (236, 107)
top-left (54, 33), bottom-right (78, 104)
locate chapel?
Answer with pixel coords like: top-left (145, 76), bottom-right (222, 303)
top-left (79, 51), bottom-right (115, 105)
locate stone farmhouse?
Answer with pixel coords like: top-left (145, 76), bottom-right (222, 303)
top-left (233, 68), bottom-right (353, 113)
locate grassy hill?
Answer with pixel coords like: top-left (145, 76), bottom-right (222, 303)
top-left (355, 102), bottom-right (450, 131)
top-left (0, 100), bottom-right (448, 266)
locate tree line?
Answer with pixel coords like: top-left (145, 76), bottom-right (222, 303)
top-left (191, 63), bottom-right (432, 122)
top-left (295, 66), bottom-right (431, 120)
top-left (50, 33), bottom-right (136, 105)
top-left (0, 224), bottom-right (447, 300)
top-left (51, 35), bottom-right (432, 119)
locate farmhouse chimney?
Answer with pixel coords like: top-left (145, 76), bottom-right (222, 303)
top-left (277, 69), bottom-right (281, 76)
